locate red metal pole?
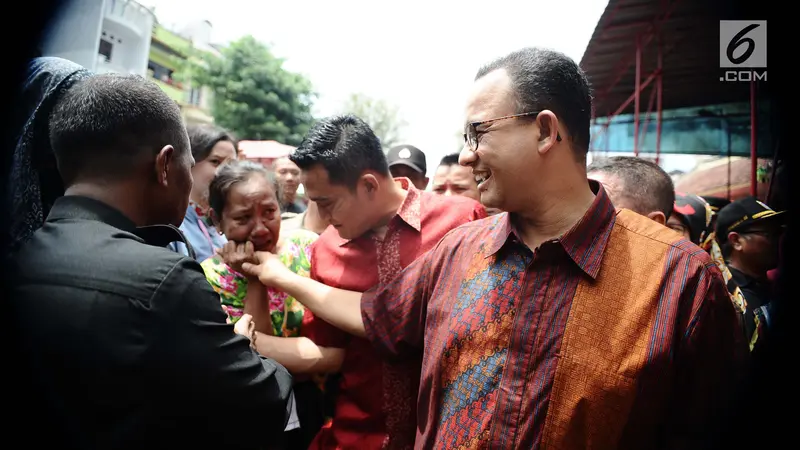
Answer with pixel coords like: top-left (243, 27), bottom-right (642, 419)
top-left (750, 79), bottom-right (757, 197)
top-left (593, 0), bottom-right (683, 107)
top-left (656, 37), bottom-right (663, 165)
top-left (640, 84), bottom-right (657, 152)
top-left (634, 36), bottom-right (642, 156)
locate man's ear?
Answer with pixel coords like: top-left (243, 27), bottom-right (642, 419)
top-left (154, 145), bottom-right (175, 186)
top-left (647, 211), bottom-right (667, 225)
top-left (729, 232), bottom-right (745, 251)
top-left (361, 173), bottom-right (380, 197)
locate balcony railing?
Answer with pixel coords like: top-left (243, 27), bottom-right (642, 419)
top-left (105, 0), bottom-right (155, 36)
top-left (152, 78), bottom-right (186, 103)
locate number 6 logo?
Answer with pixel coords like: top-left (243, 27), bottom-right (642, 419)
top-left (727, 23), bottom-right (760, 65)
top-left (719, 21), bottom-right (766, 69)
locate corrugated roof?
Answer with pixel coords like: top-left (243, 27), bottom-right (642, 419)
top-left (580, 0), bottom-right (754, 118)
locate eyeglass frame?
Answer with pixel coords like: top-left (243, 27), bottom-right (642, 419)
top-left (463, 110), bottom-right (562, 152)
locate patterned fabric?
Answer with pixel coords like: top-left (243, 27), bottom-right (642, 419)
top-left (5, 57), bottom-right (91, 256)
top-left (361, 182), bottom-right (746, 449)
top-left (200, 228), bottom-right (317, 337)
top-left (304, 178), bottom-right (487, 450)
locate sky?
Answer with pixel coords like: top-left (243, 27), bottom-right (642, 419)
top-left (138, 0), bottom-right (696, 175)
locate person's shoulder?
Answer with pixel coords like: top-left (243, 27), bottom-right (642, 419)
top-left (419, 190), bottom-right (481, 211)
top-left (13, 220), bottom-right (205, 301)
top-left (613, 209), bottom-right (718, 273)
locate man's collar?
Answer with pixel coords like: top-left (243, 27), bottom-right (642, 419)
top-left (485, 180), bottom-right (616, 279)
top-left (48, 195), bottom-right (139, 232)
top-left (337, 177), bottom-right (421, 246)
top-left (47, 195), bottom-right (193, 255)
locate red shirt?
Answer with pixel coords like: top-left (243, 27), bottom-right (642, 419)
top-left (361, 181), bottom-right (746, 449)
top-left (303, 178), bottom-right (487, 449)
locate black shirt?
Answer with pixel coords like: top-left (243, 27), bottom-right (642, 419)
top-left (9, 196), bottom-right (293, 450)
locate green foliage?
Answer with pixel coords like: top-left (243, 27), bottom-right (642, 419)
top-left (190, 36), bottom-right (316, 145)
top-left (340, 93), bottom-right (406, 150)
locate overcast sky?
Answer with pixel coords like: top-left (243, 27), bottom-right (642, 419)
top-left (138, 0), bottom-right (696, 174)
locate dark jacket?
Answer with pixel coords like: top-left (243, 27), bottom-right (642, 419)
top-left (9, 195), bottom-right (293, 449)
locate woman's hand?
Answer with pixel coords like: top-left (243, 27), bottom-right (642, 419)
top-left (218, 241), bottom-right (257, 275)
top-left (240, 251), bottom-right (293, 288)
top-left (234, 313), bottom-right (257, 350)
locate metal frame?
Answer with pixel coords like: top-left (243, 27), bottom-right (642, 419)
top-left (587, 0), bottom-right (762, 199)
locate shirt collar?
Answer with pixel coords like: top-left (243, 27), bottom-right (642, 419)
top-left (337, 177), bottom-right (421, 246)
top-left (485, 180), bottom-right (616, 279)
top-left (47, 195), bottom-right (138, 232)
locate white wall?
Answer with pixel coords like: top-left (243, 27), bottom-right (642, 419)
top-left (40, 0), bottom-right (105, 71)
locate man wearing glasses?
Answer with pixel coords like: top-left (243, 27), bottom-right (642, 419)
top-left (715, 197), bottom-right (785, 351)
top-left (241, 47), bottom-right (746, 448)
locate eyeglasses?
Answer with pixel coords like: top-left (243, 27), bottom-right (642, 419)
top-left (463, 110), bottom-right (562, 152)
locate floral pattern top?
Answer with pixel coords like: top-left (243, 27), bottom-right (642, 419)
top-left (201, 228), bottom-right (318, 337)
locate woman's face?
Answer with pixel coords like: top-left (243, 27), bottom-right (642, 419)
top-left (191, 140), bottom-right (237, 205)
top-left (217, 174), bottom-right (281, 253)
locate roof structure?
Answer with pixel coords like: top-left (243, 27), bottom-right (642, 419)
top-left (238, 140), bottom-right (295, 160)
top-left (580, 0), bottom-right (757, 118)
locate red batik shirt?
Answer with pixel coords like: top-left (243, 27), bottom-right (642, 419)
top-left (303, 178), bottom-right (487, 450)
top-left (361, 181), bottom-right (747, 449)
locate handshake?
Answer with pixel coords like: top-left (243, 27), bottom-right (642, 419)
top-left (215, 241), bottom-right (289, 287)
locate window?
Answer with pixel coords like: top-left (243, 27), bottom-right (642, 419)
top-left (98, 39), bottom-right (113, 62)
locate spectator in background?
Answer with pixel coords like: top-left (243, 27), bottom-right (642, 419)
top-left (275, 156), bottom-right (307, 214)
top-left (587, 155), bottom-right (675, 224)
top-left (170, 124), bottom-right (237, 261)
top-left (432, 153), bottom-right (502, 215)
top-left (387, 144), bottom-right (429, 190)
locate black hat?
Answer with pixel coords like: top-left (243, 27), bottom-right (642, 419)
top-left (715, 196), bottom-right (786, 244)
top-left (387, 145), bottom-right (427, 175)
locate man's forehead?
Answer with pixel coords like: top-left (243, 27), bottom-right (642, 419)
top-left (465, 69), bottom-right (515, 122)
top-left (275, 157), bottom-right (298, 169)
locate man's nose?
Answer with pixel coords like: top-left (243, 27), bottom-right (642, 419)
top-left (459, 146), bottom-right (476, 166)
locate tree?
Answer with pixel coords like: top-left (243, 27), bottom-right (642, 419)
top-left (340, 93), bottom-right (407, 150)
top-left (191, 36), bottom-right (316, 145)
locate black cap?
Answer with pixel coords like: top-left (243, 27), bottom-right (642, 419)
top-left (386, 145), bottom-right (427, 175)
top-left (715, 196), bottom-right (786, 244)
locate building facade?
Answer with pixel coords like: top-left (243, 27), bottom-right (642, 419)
top-left (42, 0), bottom-right (155, 76)
top-left (41, 0), bottom-right (216, 125)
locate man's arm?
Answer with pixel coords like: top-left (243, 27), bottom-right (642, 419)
top-left (243, 257), bottom-right (367, 338)
top-left (152, 265), bottom-right (294, 439)
top-left (235, 314), bottom-right (344, 374)
top-left (664, 263), bottom-right (749, 448)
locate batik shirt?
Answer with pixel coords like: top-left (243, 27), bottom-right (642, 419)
top-left (201, 228), bottom-right (317, 337)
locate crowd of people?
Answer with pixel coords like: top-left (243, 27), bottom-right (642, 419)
top-left (5, 46), bottom-right (785, 450)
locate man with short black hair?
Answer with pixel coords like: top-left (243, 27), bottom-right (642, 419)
top-left (9, 73), bottom-right (293, 450)
top-left (243, 48), bottom-right (744, 448)
top-left (241, 114), bottom-right (486, 449)
top-left (587, 155), bottom-right (675, 224)
top-left (386, 144), bottom-right (429, 190)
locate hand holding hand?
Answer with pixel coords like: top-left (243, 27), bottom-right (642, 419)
top-left (240, 251), bottom-right (291, 287)
top-left (218, 241), bottom-right (257, 275)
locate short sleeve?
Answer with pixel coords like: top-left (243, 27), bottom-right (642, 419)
top-left (200, 256), bottom-right (248, 323)
top-left (278, 229), bottom-right (319, 337)
top-left (300, 240), bottom-right (350, 349)
top-left (361, 235), bottom-right (448, 359)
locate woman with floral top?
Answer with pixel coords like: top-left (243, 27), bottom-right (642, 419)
top-left (200, 159), bottom-right (327, 450)
top-left (169, 124), bottom-right (237, 262)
